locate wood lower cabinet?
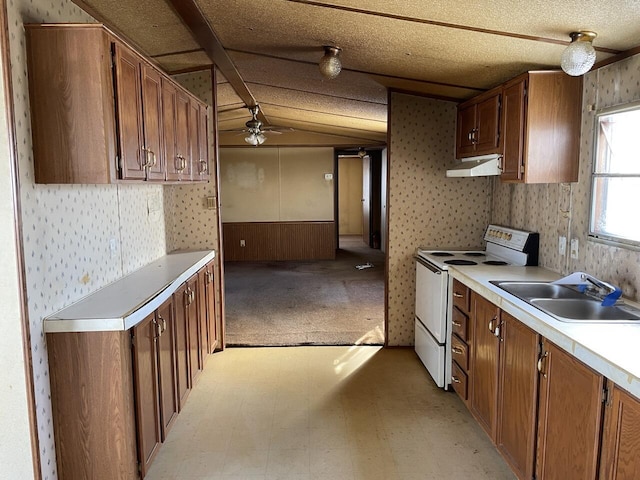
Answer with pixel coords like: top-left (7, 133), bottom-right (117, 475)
top-left (174, 282), bottom-right (192, 410)
top-left (470, 293), bottom-right (501, 439)
top-left (156, 298), bottom-right (179, 438)
top-left (131, 312), bottom-right (162, 477)
top-left (536, 339), bottom-right (604, 480)
top-left (200, 260), bottom-right (218, 354)
top-left (600, 384), bottom-right (640, 479)
top-left (25, 23), bottom-right (211, 184)
top-left (496, 312), bottom-right (539, 480)
top-left (186, 274), bottom-right (203, 384)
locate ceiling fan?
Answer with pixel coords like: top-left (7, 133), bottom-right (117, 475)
top-left (222, 105), bottom-right (291, 146)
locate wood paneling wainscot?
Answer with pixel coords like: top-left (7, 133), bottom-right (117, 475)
top-left (223, 221), bottom-right (336, 261)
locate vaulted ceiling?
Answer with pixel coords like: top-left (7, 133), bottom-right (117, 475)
top-left (73, 0), bottom-right (640, 147)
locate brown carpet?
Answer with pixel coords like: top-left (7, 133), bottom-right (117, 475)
top-left (224, 236), bottom-right (385, 346)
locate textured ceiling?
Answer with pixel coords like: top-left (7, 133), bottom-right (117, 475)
top-left (73, 0), bottom-right (640, 147)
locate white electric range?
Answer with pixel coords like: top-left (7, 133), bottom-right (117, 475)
top-left (414, 224), bottom-right (539, 388)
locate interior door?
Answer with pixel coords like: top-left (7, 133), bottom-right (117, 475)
top-left (362, 154), bottom-right (371, 246)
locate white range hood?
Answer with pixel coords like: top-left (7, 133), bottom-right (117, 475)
top-left (446, 153), bottom-right (502, 177)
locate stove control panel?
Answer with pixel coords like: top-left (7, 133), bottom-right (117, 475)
top-left (484, 224), bottom-right (536, 252)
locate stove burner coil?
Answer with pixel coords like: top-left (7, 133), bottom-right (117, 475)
top-left (464, 252), bottom-right (486, 257)
top-left (484, 260), bottom-right (509, 265)
top-left (430, 252), bottom-right (455, 257)
top-left (444, 259), bottom-right (478, 266)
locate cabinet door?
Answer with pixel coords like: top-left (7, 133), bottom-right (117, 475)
top-left (600, 384), bottom-right (640, 480)
top-left (131, 312), bottom-right (161, 477)
top-left (186, 275), bottom-right (202, 384)
top-left (113, 44), bottom-right (145, 180)
top-left (187, 100), bottom-right (200, 181)
top-left (173, 283), bottom-right (191, 410)
top-left (496, 313), bottom-right (539, 480)
top-left (196, 104), bottom-right (210, 181)
top-left (456, 104), bottom-right (476, 157)
top-left (175, 90), bottom-right (191, 181)
top-left (474, 93), bottom-right (501, 154)
top-left (501, 77), bottom-right (526, 182)
top-left (156, 299), bottom-right (178, 440)
top-left (197, 268), bottom-right (209, 366)
top-left (536, 340), bottom-right (604, 480)
top-left (162, 79), bottom-right (179, 181)
top-left (470, 293), bottom-right (500, 440)
top-left (141, 63), bottom-right (165, 181)
top-left (204, 260), bottom-right (218, 353)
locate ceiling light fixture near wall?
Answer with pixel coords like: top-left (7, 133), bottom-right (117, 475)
top-left (319, 46), bottom-right (342, 79)
top-left (561, 31), bottom-right (597, 76)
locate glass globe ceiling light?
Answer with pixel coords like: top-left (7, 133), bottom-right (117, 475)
top-left (244, 105), bottom-right (266, 146)
top-left (561, 31), bottom-right (597, 76)
top-left (319, 46), bottom-right (342, 79)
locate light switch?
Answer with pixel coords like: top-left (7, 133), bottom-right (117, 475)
top-left (558, 236), bottom-right (567, 256)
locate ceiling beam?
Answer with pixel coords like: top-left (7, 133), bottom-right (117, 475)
top-left (164, 0), bottom-right (269, 123)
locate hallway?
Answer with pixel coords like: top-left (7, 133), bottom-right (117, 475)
top-left (145, 347), bottom-right (514, 479)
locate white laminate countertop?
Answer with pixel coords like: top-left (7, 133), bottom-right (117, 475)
top-left (449, 265), bottom-right (640, 399)
top-left (44, 250), bottom-right (215, 333)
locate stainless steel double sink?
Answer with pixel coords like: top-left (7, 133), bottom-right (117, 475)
top-left (491, 281), bottom-right (640, 323)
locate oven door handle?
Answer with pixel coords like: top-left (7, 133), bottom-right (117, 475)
top-left (415, 256), bottom-right (443, 274)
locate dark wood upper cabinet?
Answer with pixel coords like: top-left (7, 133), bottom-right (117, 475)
top-left (500, 71), bottom-right (582, 183)
top-left (113, 44), bottom-right (145, 180)
top-left (456, 88), bottom-right (502, 159)
top-left (25, 24), bottom-right (211, 185)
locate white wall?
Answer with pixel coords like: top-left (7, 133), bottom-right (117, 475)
top-left (0, 19), bottom-right (36, 476)
top-left (220, 147), bottom-right (335, 222)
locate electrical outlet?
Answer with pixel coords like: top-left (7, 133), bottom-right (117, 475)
top-left (558, 236), bottom-right (567, 256)
top-left (324, 173), bottom-right (333, 180)
top-left (109, 238), bottom-right (118, 258)
top-left (240, 239), bottom-right (246, 247)
top-left (570, 238), bottom-right (579, 259)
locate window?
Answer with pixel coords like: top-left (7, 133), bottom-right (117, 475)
top-left (590, 102), bottom-right (640, 247)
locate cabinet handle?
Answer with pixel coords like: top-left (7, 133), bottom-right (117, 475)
top-left (488, 316), bottom-right (497, 333)
top-left (537, 351), bottom-right (549, 378)
top-left (467, 131), bottom-right (473, 141)
top-left (471, 128), bottom-right (478, 144)
top-left (452, 346), bottom-right (464, 355)
top-left (199, 159), bottom-right (208, 174)
top-left (185, 288), bottom-right (192, 305)
top-left (494, 320), bottom-right (502, 339)
top-left (141, 147), bottom-right (152, 168)
top-left (452, 320), bottom-right (462, 327)
top-left (182, 157), bottom-right (187, 171)
top-left (452, 376), bottom-right (461, 384)
top-left (152, 318), bottom-right (161, 339)
top-left (148, 149), bottom-right (156, 168)
top-left (158, 315), bottom-right (167, 334)
top-left (453, 292), bottom-right (464, 298)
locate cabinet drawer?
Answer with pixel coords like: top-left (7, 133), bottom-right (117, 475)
top-left (452, 279), bottom-right (470, 313)
top-left (451, 333), bottom-right (469, 371)
top-left (452, 307), bottom-right (468, 341)
top-left (451, 362), bottom-right (468, 400)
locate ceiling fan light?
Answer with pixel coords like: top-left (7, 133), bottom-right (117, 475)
top-left (319, 46), bottom-right (342, 79)
top-left (561, 31), bottom-right (597, 76)
top-left (244, 133), bottom-right (260, 146)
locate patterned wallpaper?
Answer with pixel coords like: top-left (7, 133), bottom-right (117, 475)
top-left (7, 1), bottom-right (167, 478)
top-left (492, 53), bottom-right (640, 302)
top-left (387, 92), bottom-right (492, 346)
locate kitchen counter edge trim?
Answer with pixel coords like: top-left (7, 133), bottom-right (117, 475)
top-left (44, 250), bottom-right (215, 333)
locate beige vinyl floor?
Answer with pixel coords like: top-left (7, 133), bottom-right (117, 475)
top-left (145, 346), bottom-right (515, 480)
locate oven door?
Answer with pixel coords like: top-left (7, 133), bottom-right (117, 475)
top-left (415, 257), bottom-right (448, 343)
